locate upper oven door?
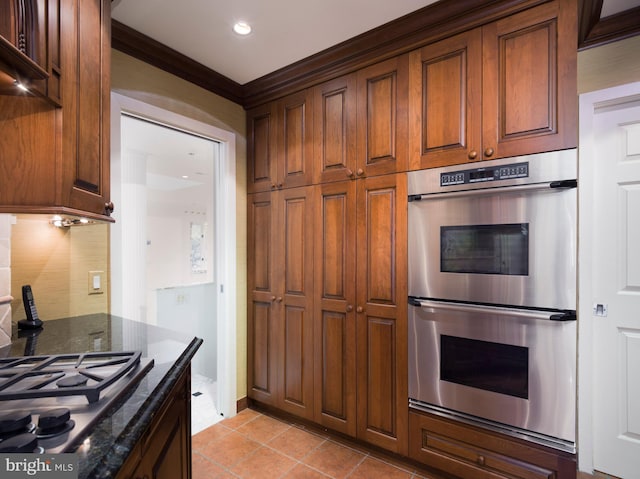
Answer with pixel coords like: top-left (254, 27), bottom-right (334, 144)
top-left (408, 174), bottom-right (576, 310)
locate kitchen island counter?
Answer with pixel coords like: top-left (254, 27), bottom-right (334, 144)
top-left (5, 313), bottom-right (202, 479)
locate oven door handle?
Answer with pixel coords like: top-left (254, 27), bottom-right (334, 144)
top-left (409, 179), bottom-right (576, 200)
top-left (410, 298), bottom-right (576, 322)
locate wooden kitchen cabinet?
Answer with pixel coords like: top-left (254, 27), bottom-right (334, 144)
top-left (61, 0), bottom-right (112, 217)
top-left (313, 179), bottom-right (357, 436)
top-left (314, 173), bottom-right (408, 454)
top-left (313, 73), bottom-right (357, 184)
top-left (409, 0), bottom-right (577, 170)
top-left (356, 55), bottom-right (409, 177)
top-left (409, 410), bottom-right (577, 479)
top-left (0, 0), bottom-right (59, 102)
top-left (247, 186), bottom-right (316, 420)
top-left (117, 367), bottom-right (192, 479)
top-left (313, 58), bottom-right (408, 184)
top-left (247, 88), bottom-right (314, 193)
top-left (0, 0), bottom-right (113, 220)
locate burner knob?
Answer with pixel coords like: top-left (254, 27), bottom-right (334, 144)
top-left (38, 408), bottom-right (71, 431)
top-left (0, 433), bottom-right (38, 453)
top-left (0, 412), bottom-right (32, 435)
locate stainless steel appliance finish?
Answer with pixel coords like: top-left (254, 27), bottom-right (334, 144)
top-left (407, 149), bottom-right (577, 310)
top-left (407, 151), bottom-right (578, 453)
top-left (408, 299), bottom-right (576, 451)
top-left (0, 352), bottom-right (153, 453)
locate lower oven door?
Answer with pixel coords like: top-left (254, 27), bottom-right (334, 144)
top-left (408, 299), bottom-right (576, 450)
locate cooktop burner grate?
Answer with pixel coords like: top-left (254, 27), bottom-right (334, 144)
top-left (0, 351), bottom-right (145, 403)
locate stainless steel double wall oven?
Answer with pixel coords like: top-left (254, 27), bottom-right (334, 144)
top-left (407, 150), bottom-right (577, 452)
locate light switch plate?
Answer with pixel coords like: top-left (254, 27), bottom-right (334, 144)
top-left (88, 271), bottom-right (105, 295)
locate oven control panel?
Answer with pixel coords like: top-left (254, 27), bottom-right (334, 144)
top-left (440, 162), bottom-right (529, 186)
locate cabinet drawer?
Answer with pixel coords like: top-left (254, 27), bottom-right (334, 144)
top-left (409, 411), bottom-right (575, 479)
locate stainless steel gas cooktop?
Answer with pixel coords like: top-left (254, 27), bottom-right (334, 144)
top-left (0, 351), bottom-right (154, 454)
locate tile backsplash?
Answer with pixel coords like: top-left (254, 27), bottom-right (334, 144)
top-left (0, 214), bottom-right (13, 347)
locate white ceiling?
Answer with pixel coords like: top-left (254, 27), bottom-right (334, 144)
top-left (112, 0), bottom-right (640, 86)
top-left (111, 0), bottom-right (439, 84)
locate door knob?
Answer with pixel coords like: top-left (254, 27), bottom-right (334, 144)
top-left (484, 147), bottom-right (495, 157)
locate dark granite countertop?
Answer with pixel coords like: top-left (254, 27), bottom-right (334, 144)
top-left (4, 314), bottom-right (202, 479)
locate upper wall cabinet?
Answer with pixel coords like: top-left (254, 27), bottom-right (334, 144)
top-left (356, 55), bottom-right (409, 177)
top-left (409, 0), bottom-right (577, 170)
top-left (0, 0), bottom-right (112, 220)
top-left (61, 0), bottom-right (112, 217)
top-left (247, 88), bottom-right (314, 193)
top-left (313, 74), bottom-right (357, 184)
top-left (0, 0), bottom-right (63, 104)
top-left (312, 58), bottom-right (408, 184)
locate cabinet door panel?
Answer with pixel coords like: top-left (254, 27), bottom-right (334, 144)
top-left (76, 0), bottom-right (101, 188)
top-left (283, 306), bottom-right (306, 405)
top-left (247, 103), bottom-right (277, 193)
top-left (247, 192), bottom-right (278, 405)
top-left (279, 186), bottom-right (315, 418)
top-left (314, 75), bottom-right (357, 184)
top-left (66, 0), bottom-right (111, 215)
top-left (357, 55), bottom-right (408, 176)
top-left (482, 1), bottom-right (576, 158)
top-left (249, 302), bottom-right (277, 401)
top-left (363, 316), bottom-right (396, 435)
top-left (150, 414), bottom-right (187, 479)
top-left (317, 310), bottom-right (355, 430)
top-left (279, 89), bottom-right (313, 188)
top-left (409, 29), bottom-right (482, 170)
top-left (363, 187), bottom-right (395, 303)
top-left (356, 174), bottom-right (408, 454)
top-left (249, 194), bottom-right (274, 292)
top-left (314, 181), bottom-right (356, 434)
top-left (502, 26), bottom-right (553, 136)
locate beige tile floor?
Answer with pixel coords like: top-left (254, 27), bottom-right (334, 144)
top-left (192, 409), bottom-right (436, 479)
top-left (193, 409), bottom-right (619, 479)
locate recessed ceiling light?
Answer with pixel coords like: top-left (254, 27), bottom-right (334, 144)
top-left (233, 21), bottom-right (252, 36)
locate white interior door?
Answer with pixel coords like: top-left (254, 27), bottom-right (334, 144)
top-left (580, 83), bottom-right (640, 478)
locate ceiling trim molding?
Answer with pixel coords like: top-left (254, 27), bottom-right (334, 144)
top-left (111, 20), bottom-right (244, 105)
top-left (578, 1), bottom-right (640, 50)
top-left (242, 0), bottom-right (548, 107)
top-left (111, 0), bottom-right (640, 108)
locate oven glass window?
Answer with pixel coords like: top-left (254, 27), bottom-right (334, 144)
top-left (440, 223), bottom-right (529, 275)
top-left (440, 335), bottom-right (528, 399)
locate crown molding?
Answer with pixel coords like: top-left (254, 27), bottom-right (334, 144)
top-left (111, 0), bottom-right (640, 108)
top-left (111, 20), bottom-right (244, 104)
top-left (578, 1), bottom-right (640, 50)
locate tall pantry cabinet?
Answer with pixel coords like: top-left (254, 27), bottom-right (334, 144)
top-left (246, 0), bottom-right (576, 467)
top-left (247, 90), bottom-right (316, 420)
top-left (313, 174), bottom-right (407, 453)
top-left (247, 55), bottom-right (409, 454)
